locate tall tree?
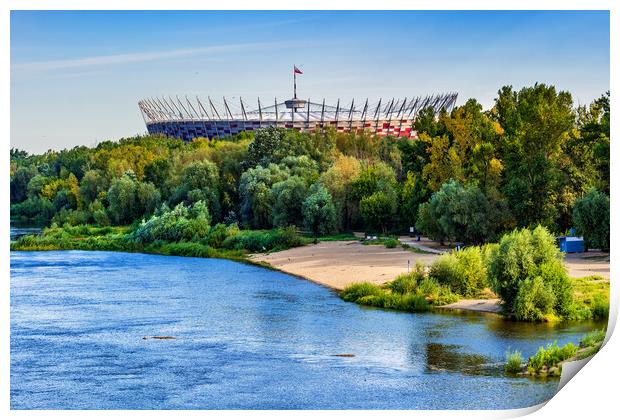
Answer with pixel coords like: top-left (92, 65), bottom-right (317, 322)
top-left (493, 83), bottom-right (575, 228)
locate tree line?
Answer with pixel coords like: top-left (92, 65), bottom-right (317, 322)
top-left (10, 84), bottom-right (610, 249)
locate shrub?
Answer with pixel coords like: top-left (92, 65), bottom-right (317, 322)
top-left (384, 238), bottom-right (399, 248)
top-left (132, 201), bottom-right (211, 243)
top-left (207, 223), bottom-right (231, 248)
top-left (388, 270), bottom-right (423, 295)
top-left (429, 247), bottom-right (487, 297)
top-left (505, 350), bottom-right (523, 374)
top-left (540, 260), bottom-right (573, 318)
top-left (591, 295), bottom-right (609, 320)
top-left (220, 226), bottom-right (303, 253)
top-left (488, 226), bottom-right (573, 320)
top-left (340, 282), bottom-right (384, 302)
top-left (416, 277), bottom-right (459, 305)
top-left (400, 294), bottom-right (430, 311)
top-left (512, 277), bottom-right (555, 321)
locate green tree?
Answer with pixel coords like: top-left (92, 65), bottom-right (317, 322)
top-left (143, 158), bottom-right (172, 191)
top-left (572, 189), bottom-right (610, 250)
top-left (107, 173), bottom-right (161, 225)
top-left (172, 160), bottom-right (220, 219)
top-left (302, 184), bottom-right (337, 236)
top-left (351, 162), bottom-right (398, 232)
top-left (270, 176), bottom-right (308, 227)
top-left (239, 164), bottom-right (289, 228)
top-left (494, 84), bottom-right (575, 228)
top-left (79, 170), bottom-right (109, 205)
top-left (10, 166), bottom-right (39, 203)
top-left (400, 171), bottom-right (428, 229)
top-left (320, 155), bottom-right (361, 230)
top-left (415, 180), bottom-right (499, 244)
top-left (359, 191), bottom-right (397, 233)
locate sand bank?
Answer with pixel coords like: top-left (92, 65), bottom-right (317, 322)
top-left (250, 240), bottom-right (437, 291)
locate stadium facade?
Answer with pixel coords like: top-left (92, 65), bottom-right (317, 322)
top-left (138, 71), bottom-right (457, 142)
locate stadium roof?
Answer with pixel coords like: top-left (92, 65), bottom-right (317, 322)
top-left (138, 93), bottom-right (458, 124)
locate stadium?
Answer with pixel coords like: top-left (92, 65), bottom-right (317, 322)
top-left (138, 68), bottom-right (458, 142)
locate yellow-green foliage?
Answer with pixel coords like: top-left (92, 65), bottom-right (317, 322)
top-left (429, 246), bottom-right (488, 297)
top-left (340, 263), bottom-right (459, 313)
top-left (527, 342), bottom-right (578, 374)
top-left (569, 276), bottom-right (610, 320)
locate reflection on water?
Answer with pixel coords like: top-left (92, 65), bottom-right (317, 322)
top-left (425, 343), bottom-right (499, 376)
top-left (10, 251), bottom-right (606, 409)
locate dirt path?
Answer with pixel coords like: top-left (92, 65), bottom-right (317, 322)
top-left (250, 240), bottom-right (438, 291)
top-left (564, 252), bottom-right (610, 279)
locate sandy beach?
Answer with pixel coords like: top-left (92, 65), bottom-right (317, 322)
top-left (250, 240), bottom-right (437, 291)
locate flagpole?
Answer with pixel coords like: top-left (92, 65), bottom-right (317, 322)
top-left (293, 64), bottom-right (297, 99)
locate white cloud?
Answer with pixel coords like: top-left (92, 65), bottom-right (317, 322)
top-left (11, 41), bottom-right (291, 72)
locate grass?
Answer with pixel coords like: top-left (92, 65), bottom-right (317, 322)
top-left (527, 342), bottom-right (578, 375)
top-left (505, 351), bottom-right (523, 374)
top-left (339, 266), bottom-right (460, 313)
top-left (569, 275), bottom-right (610, 321)
top-left (580, 329), bottom-right (606, 348)
top-left (514, 329), bottom-right (607, 377)
top-left (340, 282), bottom-right (431, 312)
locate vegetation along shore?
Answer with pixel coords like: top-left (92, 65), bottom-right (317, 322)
top-left (11, 84), bottom-right (610, 326)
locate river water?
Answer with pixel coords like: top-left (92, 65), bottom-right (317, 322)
top-left (10, 250), bottom-right (603, 409)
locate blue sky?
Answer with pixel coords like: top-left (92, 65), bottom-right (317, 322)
top-left (11, 10), bottom-right (610, 153)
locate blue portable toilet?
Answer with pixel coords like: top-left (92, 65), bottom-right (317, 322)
top-left (558, 236), bottom-right (585, 253)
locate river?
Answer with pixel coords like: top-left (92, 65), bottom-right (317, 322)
top-left (10, 250), bottom-right (603, 409)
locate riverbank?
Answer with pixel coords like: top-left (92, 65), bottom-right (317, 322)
top-left (12, 228), bottom-right (610, 318)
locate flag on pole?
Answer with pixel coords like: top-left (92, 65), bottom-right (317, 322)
top-left (294, 66), bottom-right (303, 74)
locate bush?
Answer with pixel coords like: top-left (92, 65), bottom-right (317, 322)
top-left (591, 295), bottom-right (609, 320)
top-left (206, 223), bottom-right (240, 248)
top-left (132, 201), bottom-right (211, 243)
top-left (416, 278), bottom-right (459, 305)
top-left (384, 238), bottom-right (399, 248)
top-left (512, 277), bottom-right (555, 321)
top-left (340, 282), bottom-right (385, 302)
top-left (400, 294), bottom-right (430, 311)
top-left (505, 351), bottom-right (523, 374)
top-left (220, 226), bottom-right (304, 253)
top-left (388, 269), bottom-right (423, 295)
top-left (488, 226), bottom-right (573, 320)
top-left (572, 189), bottom-right (610, 250)
top-left (429, 247), bottom-right (487, 297)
